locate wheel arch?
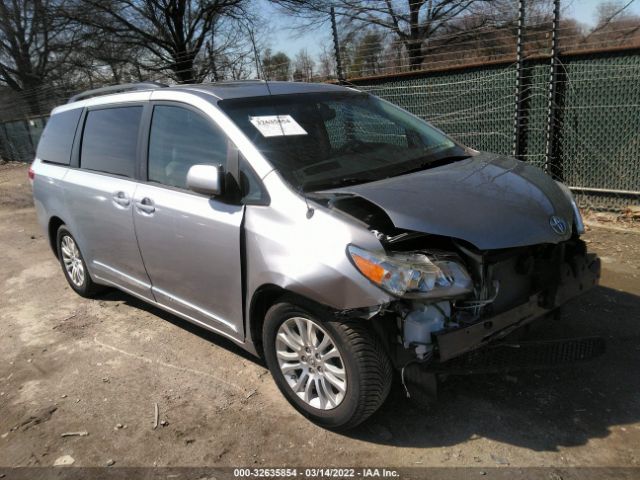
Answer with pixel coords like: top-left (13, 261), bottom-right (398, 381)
top-left (247, 284), bottom-right (336, 358)
top-left (48, 216), bottom-right (65, 258)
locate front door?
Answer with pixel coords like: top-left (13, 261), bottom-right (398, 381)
top-left (132, 104), bottom-right (245, 339)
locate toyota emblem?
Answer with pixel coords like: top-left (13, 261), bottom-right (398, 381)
top-left (549, 215), bottom-right (568, 235)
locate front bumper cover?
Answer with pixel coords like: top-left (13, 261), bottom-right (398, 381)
top-left (434, 253), bottom-right (601, 362)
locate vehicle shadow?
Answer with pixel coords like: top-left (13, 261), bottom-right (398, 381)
top-left (99, 285), bottom-right (639, 452)
top-left (346, 285), bottom-right (640, 451)
top-left (98, 289), bottom-right (265, 366)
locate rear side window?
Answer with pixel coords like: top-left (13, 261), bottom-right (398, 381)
top-left (36, 109), bottom-right (82, 165)
top-left (80, 106), bottom-right (142, 177)
top-left (148, 105), bottom-right (227, 189)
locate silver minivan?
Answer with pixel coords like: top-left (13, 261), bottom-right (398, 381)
top-left (31, 81), bottom-right (600, 429)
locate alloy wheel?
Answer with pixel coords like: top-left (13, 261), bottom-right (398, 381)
top-left (275, 317), bottom-right (347, 410)
top-left (60, 235), bottom-right (85, 287)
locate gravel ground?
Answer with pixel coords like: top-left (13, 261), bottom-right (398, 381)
top-left (1, 162), bottom-right (639, 469)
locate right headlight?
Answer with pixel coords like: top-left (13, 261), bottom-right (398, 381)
top-left (347, 245), bottom-right (473, 299)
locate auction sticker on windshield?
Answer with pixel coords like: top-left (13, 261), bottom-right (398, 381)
top-left (249, 115), bottom-right (308, 137)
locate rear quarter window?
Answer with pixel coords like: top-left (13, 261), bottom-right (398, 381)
top-left (36, 109), bottom-right (83, 165)
top-left (80, 106), bottom-right (142, 177)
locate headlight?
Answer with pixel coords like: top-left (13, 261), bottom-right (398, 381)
top-left (347, 245), bottom-right (473, 299)
top-left (556, 181), bottom-right (585, 235)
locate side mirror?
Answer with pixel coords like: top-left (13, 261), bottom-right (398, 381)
top-left (186, 164), bottom-right (224, 196)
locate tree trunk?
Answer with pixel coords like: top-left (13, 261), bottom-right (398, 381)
top-left (26, 95), bottom-right (42, 117)
top-left (21, 78), bottom-right (43, 116)
top-left (407, 40), bottom-right (424, 70)
top-left (172, 51), bottom-right (197, 83)
top-left (407, 0), bottom-right (425, 70)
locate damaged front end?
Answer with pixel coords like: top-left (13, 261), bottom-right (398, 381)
top-left (319, 191), bottom-right (602, 384)
top-left (375, 233), bottom-right (601, 365)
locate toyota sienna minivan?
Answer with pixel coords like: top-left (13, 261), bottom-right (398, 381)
top-left (31, 81), bottom-right (600, 429)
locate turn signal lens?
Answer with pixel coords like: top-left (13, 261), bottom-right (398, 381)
top-left (351, 252), bottom-right (387, 284)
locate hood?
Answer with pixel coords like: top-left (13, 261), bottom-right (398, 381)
top-left (326, 152), bottom-right (575, 250)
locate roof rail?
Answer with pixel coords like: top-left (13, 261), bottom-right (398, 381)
top-left (211, 79), bottom-right (265, 83)
top-left (67, 82), bottom-right (168, 104)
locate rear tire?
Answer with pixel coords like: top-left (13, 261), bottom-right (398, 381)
top-left (56, 226), bottom-right (102, 298)
top-left (263, 301), bottom-right (392, 430)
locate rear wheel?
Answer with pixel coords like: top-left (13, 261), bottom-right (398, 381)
top-left (56, 226), bottom-right (102, 297)
top-left (263, 301), bottom-right (392, 430)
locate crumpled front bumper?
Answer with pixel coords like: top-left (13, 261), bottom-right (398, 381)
top-left (434, 253), bottom-right (601, 362)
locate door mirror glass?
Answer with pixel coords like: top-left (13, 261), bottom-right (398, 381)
top-left (186, 164), bottom-right (224, 196)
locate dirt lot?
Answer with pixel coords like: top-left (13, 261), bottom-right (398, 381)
top-left (1, 162), bottom-right (639, 469)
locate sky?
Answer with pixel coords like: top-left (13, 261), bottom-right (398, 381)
top-left (567, 0), bottom-right (640, 25)
top-left (258, 1), bottom-right (333, 59)
top-left (259, 0), bottom-right (640, 60)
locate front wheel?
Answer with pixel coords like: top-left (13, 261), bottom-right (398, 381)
top-left (263, 301), bottom-right (392, 430)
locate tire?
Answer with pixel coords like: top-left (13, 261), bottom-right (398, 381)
top-left (263, 301), bottom-right (393, 430)
top-left (56, 225), bottom-right (102, 298)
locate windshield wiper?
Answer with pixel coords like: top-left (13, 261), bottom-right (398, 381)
top-left (393, 154), bottom-right (472, 177)
top-left (302, 176), bottom-right (373, 192)
top-left (302, 154), bottom-right (472, 191)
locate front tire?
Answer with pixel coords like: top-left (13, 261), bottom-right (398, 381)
top-left (56, 226), bottom-right (101, 298)
top-left (263, 301), bottom-right (392, 430)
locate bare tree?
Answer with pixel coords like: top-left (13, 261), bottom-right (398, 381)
top-left (293, 48), bottom-right (314, 81)
top-left (262, 48), bottom-right (291, 80)
top-left (0, 0), bottom-right (78, 114)
top-left (317, 45), bottom-right (335, 79)
top-left (422, 0), bottom-right (518, 65)
top-left (585, 0), bottom-right (640, 47)
top-left (66, 0), bottom-right (249, 84)
top-left (595, 0), bottom-right (638, 29)
top-left (208, 44), bottom-right (255, 80)
top-left (274, 0), bottom-right (489, 70)
top-left (408, 0), bottom-right (582, 66)
top-left (70, 15), bottom-right (149, 85)
top-left (350, 30), bottom-right (384, 77)
top-left (206, 16), bottom-right (261, 81)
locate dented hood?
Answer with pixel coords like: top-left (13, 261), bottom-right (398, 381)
top-left (329, 152), bottom-right (575, 249)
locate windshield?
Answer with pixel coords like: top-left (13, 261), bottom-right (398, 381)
top-left (219, 92), bottom-right (469, 191)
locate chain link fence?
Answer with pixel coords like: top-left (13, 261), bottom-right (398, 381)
top-left (0, 35), bottom-right (638, 213)
top-left (0, 115), bottom-right (47, 166)
top-left (343, 47), bottom-right (640, 212)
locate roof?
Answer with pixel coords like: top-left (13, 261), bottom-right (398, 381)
top-left (55, 80), bottom-right (358, 114)
top-left (173, 80), bottom-right (354, 101)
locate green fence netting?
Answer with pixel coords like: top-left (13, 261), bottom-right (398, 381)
top-left (1, 49), bottom-right (638, 211)
top-left (351, 48), bottom-right (640, 211)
